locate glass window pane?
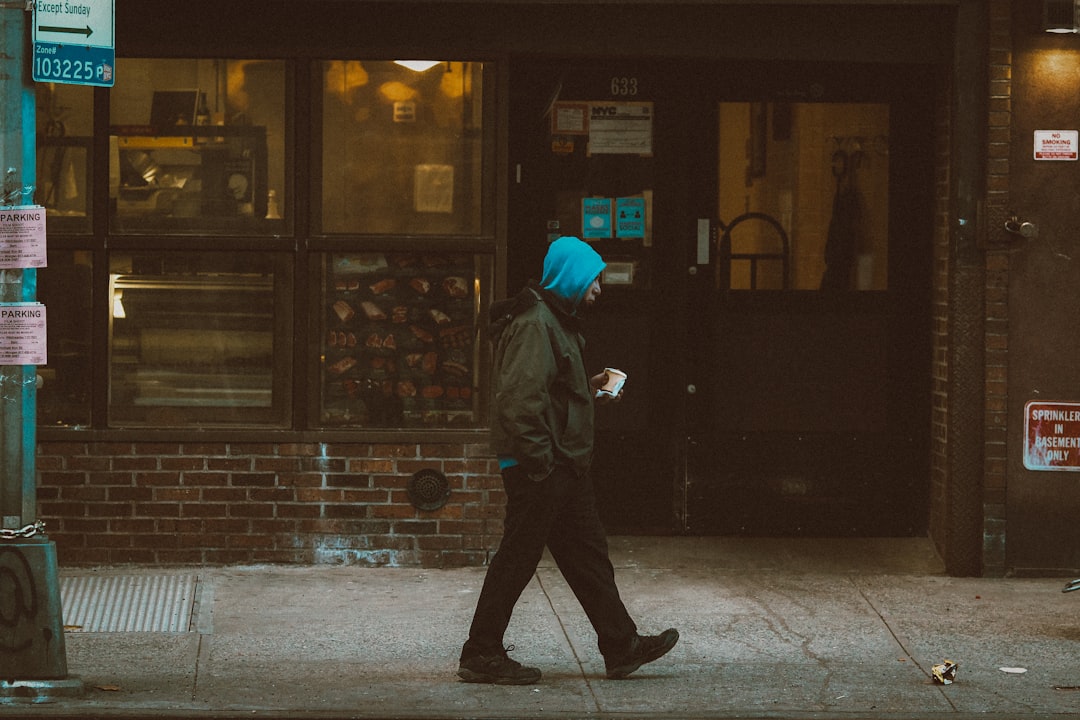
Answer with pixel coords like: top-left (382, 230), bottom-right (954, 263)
top-left (318, 251), bottom-right (490, 428)
top-left (321, 61), bottom-right (485, 235)
top-left (36, 83), bottom-right (94, 233)
top-left (717, 102), bottom-right (889, 291)
top-left (38, 251), bottom-right (93, 427)
top-left (108, 252), bottom-right (291, 427)
top-left (109, 58), bottom-right (287, 235)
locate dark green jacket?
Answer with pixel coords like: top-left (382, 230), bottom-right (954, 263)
top-left (489, 284), bottom-right (595, 481)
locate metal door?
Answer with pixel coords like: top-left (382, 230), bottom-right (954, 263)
top-left (683, 67), bottom-right (936, 536)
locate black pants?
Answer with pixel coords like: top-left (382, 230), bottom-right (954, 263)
top-left (461, 464), bottom-right (637, 660)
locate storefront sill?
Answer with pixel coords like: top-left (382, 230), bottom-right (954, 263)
top-left (36, 427), bottom-right (491, 446)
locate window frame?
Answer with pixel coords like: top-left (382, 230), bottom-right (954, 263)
top-left (37, 55), bottom-right (502, 443)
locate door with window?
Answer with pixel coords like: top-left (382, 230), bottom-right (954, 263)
top-left (509, 60), bottom-right (934, 536)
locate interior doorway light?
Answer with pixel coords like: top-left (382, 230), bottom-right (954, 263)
top-left (394, 60), bottom-right (442, 72)
top-left (1044, 0), bottom-right (1079, 33)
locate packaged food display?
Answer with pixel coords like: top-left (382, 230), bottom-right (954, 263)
top-left (321, 252), bottom-right (481, 427)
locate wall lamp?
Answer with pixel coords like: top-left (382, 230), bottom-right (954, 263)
top-left (1044, 0), bottom-right (1079, 33)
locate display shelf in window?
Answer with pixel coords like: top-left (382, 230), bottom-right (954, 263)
top-left (107, 252), bottom-right (291, 428)
top-left (321, 252), bottom-right (483, 428)
top-left (109, 125), bottom-right (273, 234)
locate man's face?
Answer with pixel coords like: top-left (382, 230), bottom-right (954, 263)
top-left (583, 277), bottom-right (602, 307)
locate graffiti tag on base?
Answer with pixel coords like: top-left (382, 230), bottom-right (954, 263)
top-left (0, 547), bottom-right (38, 652)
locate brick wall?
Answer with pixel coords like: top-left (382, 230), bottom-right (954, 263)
top-left (981, 0), bottom-right (1013, 575)
top-left (928, 0), bottom-right (1013, 574)
top-left (929, 59), bottom-right (953, 557)
top-left (37, 441), bottom-right (504, 567)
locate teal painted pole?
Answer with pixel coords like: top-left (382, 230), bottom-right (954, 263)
top-left (0, 0), bottom-right (37, 532)
top-left (0, 2), bottom-right (82, 698)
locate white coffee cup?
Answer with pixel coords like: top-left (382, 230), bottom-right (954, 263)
top-left (596, 368), bottom-right (627, 398)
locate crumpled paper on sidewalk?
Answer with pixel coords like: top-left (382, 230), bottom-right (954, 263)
top-left (932, 660), bottom-right (958, 685)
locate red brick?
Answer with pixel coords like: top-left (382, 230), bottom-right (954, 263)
top-left (104, 486), bottom-right (151, 503)
top-left (112, 456), bottom-right (161, 471)
top-left (154, 487), bottom-right (200, 502)
top-left (229, 503), bottom-right (274, 518)
top-left (61, 486), bottom-right (106, 501)
top-left (183, 472), bottom-right (230, 486)
top-left (136, 472), bottom-right (184, 486)
top-left (351, 459), bottom-right (394, 473)
top-left (39, 472), bottom-right (86, 486)
top-left (208, 457), bottom-right (254, 472)
top-left (203, 487), bottom-right (250, 502)
top-left (181, 443), bottom-right (229, 456)
top-left (87, 503), bottom-right (132, 518)
top-left (63, 518), bottom-right (108, 533)
top-left (276, 504), bottom-right (320, 519)
top-left (203, 519), bottom-right (250, 534)
top-left (182, 503), bottom-right (228, 518)
top-left (369, 444), bottom-right (416, 458)
top-left (231, 473), bottom-right (277, 487)
top-left (228, 534), bottom-right (274, 548)
top-left (254, 457), bottom-right (302, 472)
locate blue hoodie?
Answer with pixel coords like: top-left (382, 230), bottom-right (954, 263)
top-left (541, 236), bottom-right (607, 310)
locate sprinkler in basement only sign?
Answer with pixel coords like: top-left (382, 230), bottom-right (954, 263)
top-left (1025, 401), bottom-right (1080, 471)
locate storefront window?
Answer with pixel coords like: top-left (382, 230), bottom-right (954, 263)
top-left (717, 102), bottom-right (890, 291)
top-left (108, 252), bottom-right (292, 427)
top-left (318, 251), bottom-right (490, 428)
top-left (36, 84), bottom-right (94, 234)
top-left (320, 61), bottom-right (486, 235)
top-left (109, 58), bottom-right (287, 235)
top-left (38, 251), bottom-right (93, 427)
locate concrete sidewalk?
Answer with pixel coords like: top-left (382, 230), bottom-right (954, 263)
top-left (5, 537), bottom-right (1080, 719)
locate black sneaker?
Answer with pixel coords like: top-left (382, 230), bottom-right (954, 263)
top-left (457, 647), bottom-right (541, 685)
top-left (605, 628), bottom-right (679, 679)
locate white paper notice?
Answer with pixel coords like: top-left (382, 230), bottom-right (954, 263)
top-left (0, 303), bottom-right (47, 365)
top-left (588, 102), bottom-right (653, 155)
top-left (0, 206), bottom-right (47, 268)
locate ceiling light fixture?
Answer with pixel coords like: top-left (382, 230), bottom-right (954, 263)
top-left (394, 60), bottom-right (442, 72)
top-left (1044, 0), bottom-right (1079, 33)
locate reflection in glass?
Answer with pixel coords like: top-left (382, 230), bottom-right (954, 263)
top-left (38, 252), bottom-right (93, 427)
top-left (718, 102), bottom-right (889, 291)
top-left (36, 83), bottom-right (94, 233)
top-left (321, 61), bottom-right (485, 235)
top-left (109, 58), bottom-right (287, 235)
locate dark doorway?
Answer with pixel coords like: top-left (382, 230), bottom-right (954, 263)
top-left (507, 59), bottom-right (935, 537)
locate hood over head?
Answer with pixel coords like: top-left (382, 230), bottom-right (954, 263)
top-left (540, 236), bottom-right (606, 309)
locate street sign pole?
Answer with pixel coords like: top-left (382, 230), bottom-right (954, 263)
top-left (0, 2), bottom-right (82, 701)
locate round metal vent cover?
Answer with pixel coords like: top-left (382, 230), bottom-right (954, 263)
top-left (407, 469), bottom-right (450, 511)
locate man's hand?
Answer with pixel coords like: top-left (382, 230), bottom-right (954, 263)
top-left (591, 371), bottom-right (623, 403)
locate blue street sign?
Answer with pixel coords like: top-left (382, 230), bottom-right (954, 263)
top-left (33, 44), bottom-right (114, 87)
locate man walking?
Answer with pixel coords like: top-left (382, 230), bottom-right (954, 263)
top-left (458, 236), bottom-right (678, 685)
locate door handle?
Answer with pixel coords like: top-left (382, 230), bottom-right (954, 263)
top-left (1004, 216), bottom-right (1037, 238)
top-left (696, 218), bottom-right (710, 265)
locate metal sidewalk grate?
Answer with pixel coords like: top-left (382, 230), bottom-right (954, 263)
top-left (60, 574), bottom-right (198, 632)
